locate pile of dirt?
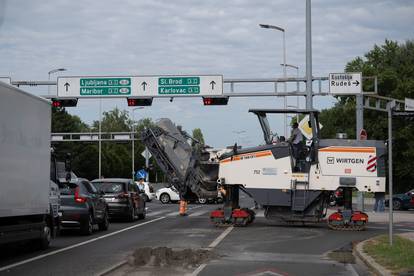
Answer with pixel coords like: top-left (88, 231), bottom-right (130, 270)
top-left (130, 247), bottom-right (215, 268)
top-left (327, 242), bottom-right (355, 264)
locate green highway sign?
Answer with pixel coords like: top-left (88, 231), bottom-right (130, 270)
top-left (158, 77), bottom-right (200, 86)
top-left (58, 75), bottom-right (223, 98)
top-left (80, 78), bottom-right (131, 87)
top-left (80, 87), bottom-right (131, 96)
top-left (80, 78), bottom-right (131, 96)
top-left (159, 86), bottom-right (200, 95)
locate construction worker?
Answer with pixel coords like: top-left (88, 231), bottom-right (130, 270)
top-left (179, 198), bottom-right (188, 216)
top-left (137, 178), bottom-right (145, 192)
top-left (288, 122), bottom-right (303, 171)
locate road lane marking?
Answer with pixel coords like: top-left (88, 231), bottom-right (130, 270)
top-left (189, 210), bottom-right (210, 217)
top-left (0, 216), bottom-right (167, 273)
top-left (208, 226), bottom-right (234, 249)
top-left (191, 226), bottom-right (234, 276)
top-left (191, 263), bottom-right (208, 276)
top-left (147, 210), bottom-right (171, 216)
top-left (345, 264), bottom-right (359, 276)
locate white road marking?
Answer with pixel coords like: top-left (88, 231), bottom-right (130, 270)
top-left (345, 264), bottom-right (359, 276)
top-left (147, 210), bottom-right (170, 216)
top-left (189, 210), bottom-right (209, 217)
top-left (191, 226), bottom-right (234, 276)
top-left (208, 226), bottom-right (234, 249)
top-left (0, 216), bottom-right (167, 273)
top-left (191, 263), bottom-right (207, 276)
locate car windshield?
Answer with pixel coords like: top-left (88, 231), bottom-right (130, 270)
top-left (59, 182), bottom-right (78, 195)
top-left (93, 182), bottom-right (125, 193)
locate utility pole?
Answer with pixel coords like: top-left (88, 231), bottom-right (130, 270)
top-left (99, 98), bottom-right (102, 178)
top-left (305, 0), bottom-right (313, 110)
top-left (356, 93), bottom-right (365, 211)
top-left (387, 101), bottom-right (395, 246)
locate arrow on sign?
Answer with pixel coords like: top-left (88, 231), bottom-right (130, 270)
top-left (210, 80), bottom-right (216, 90)
top-left (141, 81), bottom-right (147, 91)
top-left (353, 80), bottom-right (360, 86)
top-left (64, 82), bottom-right (70, 92)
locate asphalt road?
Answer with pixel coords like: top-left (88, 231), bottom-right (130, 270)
top-left (1, 198), bottom-right (413, 276)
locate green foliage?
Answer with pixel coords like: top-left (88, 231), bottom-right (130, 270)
top-left (52, 107), bottom-right (89, 132)
top-left (51, 107), bottom-right (162, 182)
top-left (364, 235), bottom-right (414, 273)
top-left (92, 107), bottom-right (131, 132)
top-left (320, 40), bottom-right (414, 192)
top-left (192, 128), bottom-right (205, 145)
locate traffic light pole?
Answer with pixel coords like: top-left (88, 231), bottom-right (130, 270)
top-left (387, 102), bottom-right (394, 246)
top-left (305, 0), bottom-right (313, 110)
top-left (356, 93), bottom-right (365, 211)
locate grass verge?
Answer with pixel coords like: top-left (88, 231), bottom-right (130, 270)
top-left (364, 235), bottom-right (414, 273)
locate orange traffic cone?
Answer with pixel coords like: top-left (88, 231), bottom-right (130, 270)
top-left (179, 200), bottom-right (188, 216)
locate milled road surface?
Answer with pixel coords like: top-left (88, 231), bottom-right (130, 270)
top-left (1, 198), bottom-right (413, 276)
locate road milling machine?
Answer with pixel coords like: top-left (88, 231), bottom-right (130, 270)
top-left (141, 109), bottom-right (386, 230)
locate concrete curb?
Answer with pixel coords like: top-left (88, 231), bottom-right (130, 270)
top-left (354, 238), bottom-right (393, 276)
top-left (97, 260), bottom-right (128, 276)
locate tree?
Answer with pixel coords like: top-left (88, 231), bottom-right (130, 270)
top-left (92, 107), bottom-right (131, 132)
top-left (52, 107), bottom-right (89, 133)
top-left (51, 107), bottom-right (97, 180)
top-left (319, 40), bottom-right (414, 192)
top-left (192, 128), bottom-right (205, 145)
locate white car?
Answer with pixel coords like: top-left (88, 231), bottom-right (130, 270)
top-left (135, 181), bottom-right (156, 202)
top-left (156, 186), bottom-right (223, 204)
top-left (156, 187), bottom-right (180, 204)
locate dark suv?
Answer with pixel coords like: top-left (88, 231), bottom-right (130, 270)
top-left (59, 178), bottom-right (109, 235)
top-left (92, 178), bottom-right (146, 221)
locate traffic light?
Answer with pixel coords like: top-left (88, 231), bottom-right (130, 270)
top-left (202, 97), bottom-right (229, 106)
top-left (51, 98), bottom-right (78, 107)
top-left (127, 98), bottom-right (153, 106)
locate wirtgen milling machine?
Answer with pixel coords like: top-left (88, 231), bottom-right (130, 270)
top-left (141, 109), bottom-right (386, 230)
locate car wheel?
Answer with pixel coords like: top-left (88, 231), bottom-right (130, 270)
top-left (198, 198), bottom-right (207, 204)
top-left (160, 193), bottom-right (171, 204)
top-left (128, 206), bottom-right (136, 222)
top-left (98, 210), bottom-right (109, 231)
top-left (216, 197), bottom-right (223, 204)
top-left (81, 213), bottom-right (94, 235)
top-left (393, 200), bottom-right (403, 210)
top-left (35, 225), bottom-right (51, 250)
top-left (138, 204), bottom-right (146, 220)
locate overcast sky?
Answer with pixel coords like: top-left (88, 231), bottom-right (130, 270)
top-left (1, 0), bottom-right (413, 148)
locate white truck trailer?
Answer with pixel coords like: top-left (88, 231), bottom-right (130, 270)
top-left (0, 82), bottom-right (62, 248)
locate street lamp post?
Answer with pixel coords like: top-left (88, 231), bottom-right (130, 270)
top-left (281, 63), bottom-right (300, 124)
top-left (259, 24), bottom-right (287, 136)
top-left (131, 107), bottom-right (144, 181)
top-left (99, 99), bottom-right (102, 178)
top-left (48, 68), bottom-right (66, 95)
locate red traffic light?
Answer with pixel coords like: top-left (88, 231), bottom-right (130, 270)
top-left (202, 97), bottom-right (229, 106)
top-left (51, 98), bottom-right (78, 107)
top-left (127, 98), bottom-right (153, 106)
